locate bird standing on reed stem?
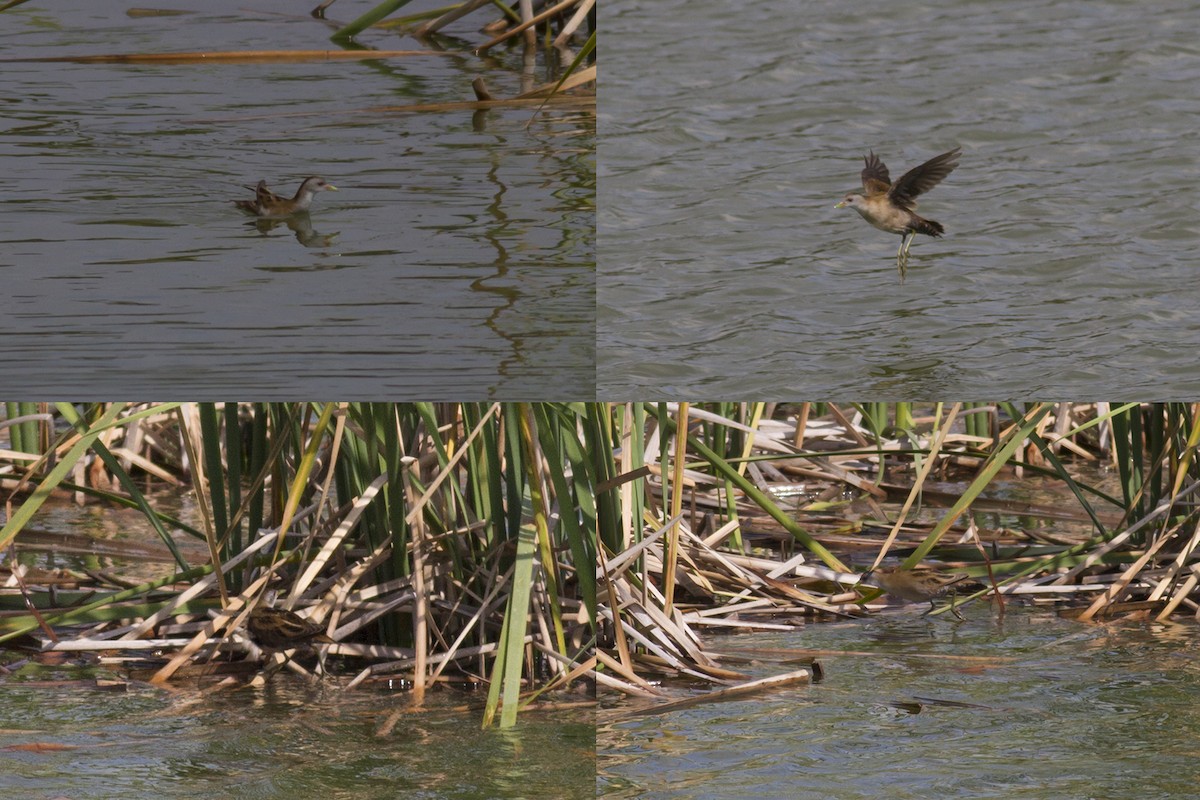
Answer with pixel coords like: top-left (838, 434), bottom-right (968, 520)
top-left (234, 177), bottom-right (338, 218)
top-left (834, 148), bottom-right (960, 272)
top-left (246, 605), bottom-right (334, 650)
top-left (861, 565), bottom-right (970, 619)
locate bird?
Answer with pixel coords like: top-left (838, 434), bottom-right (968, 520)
top-left (246, 605), bottom-right (335, 651)
top-left (234, 177), bottom-right (338, 218)
top-left (834, 148), bottom-right (960, 272)
top-left (860, 564), bottom-right (971, 619)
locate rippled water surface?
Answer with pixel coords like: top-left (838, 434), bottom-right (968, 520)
top-left (1, 1), bottom-right (595, 397)
top-left (0, 464), bottom-right (595, 799)
top-left (600, 607), bottom-right (1200, 798)
top-left (600, 0), bottom-right (1200, 397)
top-left (0, 676), bottom-right (595, 799)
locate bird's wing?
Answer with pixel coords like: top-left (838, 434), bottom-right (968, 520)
top-left (253, 181), bottom-right (288, 205)
top-left (889, 148), bottom-right (961, 208)
top-left (860, 151), bottom-right (892, 195)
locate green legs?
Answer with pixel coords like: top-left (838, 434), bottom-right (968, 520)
top-left (896, 233), bottom-right (914, 279)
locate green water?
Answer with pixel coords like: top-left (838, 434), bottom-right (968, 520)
top-left (0, 668), bottom-right (595, 799)
top-left (599, 606), bottom-right (1200, 799)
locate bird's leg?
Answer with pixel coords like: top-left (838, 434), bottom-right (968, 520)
top-left (920, 594), bottom-right (965, 621)
top-left (897, 234), bottom-right (910, 279)
top-left (949, 588), bottom-right (965, 621)
top-left (315, 646), bottom-right (328, 678)
top-left (259, 652), bottom-right (288, 683)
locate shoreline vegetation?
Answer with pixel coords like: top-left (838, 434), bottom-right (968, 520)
top-left (597, 402), bottom-right (1200, 712)
top-left (7, 402), bottom-right (1199, 724)
top-left (0, 403), bottom-right (595, 730)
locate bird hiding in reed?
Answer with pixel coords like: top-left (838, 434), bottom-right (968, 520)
top-left (860, 565), bottom-right (971, 619)
top-left (246, 605), bottom-right (334, 650)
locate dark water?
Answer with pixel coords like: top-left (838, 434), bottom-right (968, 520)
top-left (1, 1), bottom-right (595, 398)
top-left (600, 0), bottom-right (1200, 398)
top-left (599, 606), bottom-right (1200, 799)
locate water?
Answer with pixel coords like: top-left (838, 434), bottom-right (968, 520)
top-left (599, 607), bottom-right (1200, 798)
top-left (1, 1), bottom-right (595, 398)
top-left (0, 674), bottom-right (596, 799)
top-left (599, 0), bottom-right (1200, 397)
top-left (0, 469), bottom-right (597, 799)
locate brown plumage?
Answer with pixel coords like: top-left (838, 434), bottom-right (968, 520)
top-left (234, 176), bottom-right (338, 218)
top-left (861, 565), bottom-right (971, 618)
top-left (835, 148), bottom-right (960, 268)
top-left (246, 606), bottom-right (334, 650)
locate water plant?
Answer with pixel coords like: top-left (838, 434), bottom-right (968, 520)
top-left (0, 402), bottom-right (595, 728)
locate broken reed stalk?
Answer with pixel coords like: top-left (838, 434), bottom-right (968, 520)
top-left (475, 0), bottom-right (585, 53)
top-left (598, 403), bottom-right (1200, 692)
top-left (1, 403), bottom-right (594, 728)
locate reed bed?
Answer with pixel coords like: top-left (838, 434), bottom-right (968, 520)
top-left (599, 402), bottom-right (1200, 701)
top-left (12, 402), bottom-right (1200, 716)
top-left (0, 402), bottom-right (595, 729)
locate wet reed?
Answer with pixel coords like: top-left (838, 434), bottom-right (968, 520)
top-left (0, 402), bottom-right (595, 728)
top-left (596, 402), bottom-right (1200, 701)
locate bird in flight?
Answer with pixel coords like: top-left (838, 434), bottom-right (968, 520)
top-left (835, 148), bottom-right (961, 276)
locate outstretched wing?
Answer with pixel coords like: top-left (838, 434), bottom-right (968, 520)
top-left (889, 148), bottom-right (961, 208)
top-left (860, 150), bottom-right (891, 195)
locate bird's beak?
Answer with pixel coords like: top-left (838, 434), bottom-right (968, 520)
top-left (834, 200), bottom-right (846, 208)
top-left (326, 185), bottom-right (339, 191)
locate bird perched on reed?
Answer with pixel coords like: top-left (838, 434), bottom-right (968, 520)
top-left (246, 605), bottom-right (334, 651)
top-left (234, 177), bottom-right (338, 218)
top-left (860, 564), bottom-right (971, 619)
top-left (834, 148), bottom-right (960, 272)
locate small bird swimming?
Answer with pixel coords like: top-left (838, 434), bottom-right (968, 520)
top-left (235, 176), bottom-right (338, 218)
top-left (860, 564), bottom-right (971, 619)
top-left (835, 148), bottom-right (960, 271)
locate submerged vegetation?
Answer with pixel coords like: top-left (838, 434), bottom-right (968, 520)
top-left (0, 402), bottom-right (595, 729)
top-left (597, 402), bottom-right (1200, 699)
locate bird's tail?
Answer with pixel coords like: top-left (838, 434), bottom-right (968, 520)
top-left (910, 216), bottom-right (944, 238)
